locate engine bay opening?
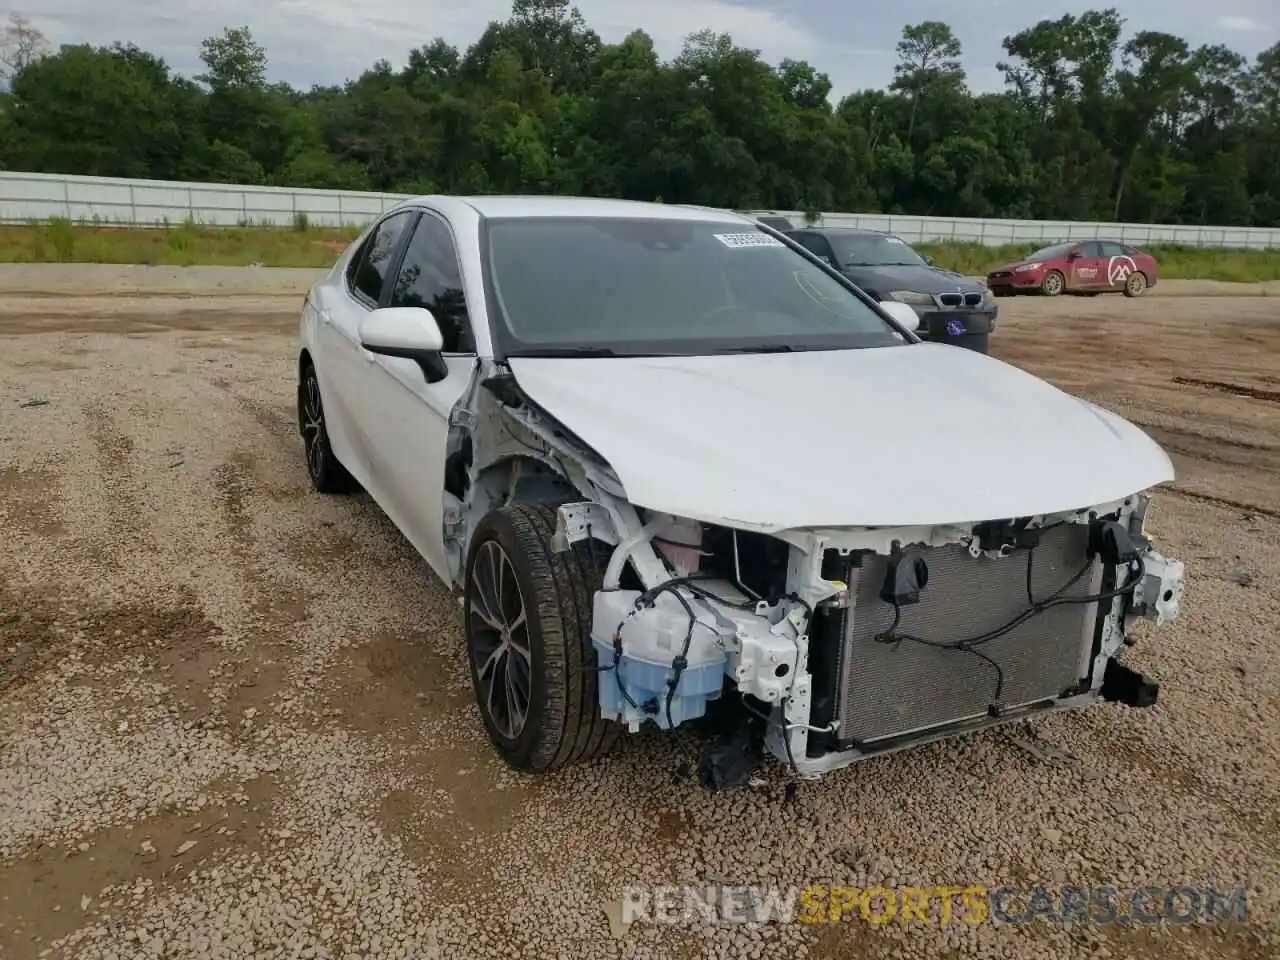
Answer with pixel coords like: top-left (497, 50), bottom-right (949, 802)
top-left (647, 516), bottom-right (792, 600)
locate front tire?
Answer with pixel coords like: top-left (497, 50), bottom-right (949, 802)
top-left (1041, 270), bottom-right (1065, 297)
top-left (1124, 272), bottom-right (1148, 298)
top-left (298, 362), bottom-right (357, 494)
top-left (464, 503), bottom-right (620, 773)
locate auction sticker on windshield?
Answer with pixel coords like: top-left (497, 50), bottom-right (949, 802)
top-left (715, 233), bottom-right (785, 248)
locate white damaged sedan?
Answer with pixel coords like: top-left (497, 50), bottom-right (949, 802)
top-left (297, 196), bottom-right (1185, 779)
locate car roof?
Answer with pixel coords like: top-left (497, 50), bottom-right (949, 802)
top-left (410, 195), bottom-right (751, 223)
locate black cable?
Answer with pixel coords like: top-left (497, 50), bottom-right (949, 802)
top-left (740, 697), bottom-right (802, 778)
top-left (637, 582), bottom-right (699, 730)
top-left (779, 698), bottom-right (801, 777)
top-left (621, 578), bottom-right (813, 731)
top-left (609, 625), bottom-right (642, 712)
top-left (875, 548), bottom-right (1146, 707)
top-left (642, 574), bottom-right (757, 610)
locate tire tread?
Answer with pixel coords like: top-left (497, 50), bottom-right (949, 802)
top-left (469, 502), bottom-right (619, 773)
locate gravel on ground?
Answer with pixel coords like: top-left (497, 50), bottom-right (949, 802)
top-left (0, 265), bottom-right (1276, 959)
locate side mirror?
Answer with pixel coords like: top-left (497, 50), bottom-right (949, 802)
top-left (877, 299), bottom-right (922, 333)
top-left (923, 255), bottom-right (935, 266)
top-left (359, 306), bottom-right (448, 383)
top-left (1066, 251), bottom-right (1081, 261)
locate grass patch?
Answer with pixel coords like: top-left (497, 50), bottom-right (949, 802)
top-left (917, 241), bottom-right (1280, 283)
top-left (1, 221), bottom-right (1279, 282)
top-left (0, 222), bottom-right (362, 268)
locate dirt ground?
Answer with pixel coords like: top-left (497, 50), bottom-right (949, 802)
top-left (0, 266), bottom-right (1277, 960)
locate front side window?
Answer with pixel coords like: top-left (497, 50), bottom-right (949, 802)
top-left (483, 217), bottom-right (903, 357)
top-left (349, 211), bottom-right (414, 304)
top-left (389, 214), bottom-right (474, 353)
top-left (827, 233), bottom-right (927, 268)
top-left (1076, 241), bottom-right (1104, 258)
top-left (794, 232), bottom-right (837, 265)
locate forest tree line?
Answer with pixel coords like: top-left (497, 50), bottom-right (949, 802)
top-left (2, 1), bottom-right (1279, 226)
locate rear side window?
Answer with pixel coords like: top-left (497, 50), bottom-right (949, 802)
top-left (1100, 241), bottom-right (1128, 257)
top-left (388, 214), bottom-right (474, 353)
top-left (348, 211), bottom-right (414, 304)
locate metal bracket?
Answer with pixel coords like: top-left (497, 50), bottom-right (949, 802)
top-left (443, 504), bottom-right (464, 541)
top-left (551, 501), bottom-right (618, 553)
top-left (1130, 550), bottom-right (1185, 624)
top-left (449, 407), bottom-right (477, 430)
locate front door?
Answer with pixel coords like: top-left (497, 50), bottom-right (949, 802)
top-left (352, 209), bottom-right (478, 582)
top-left (1067, 241), bottom-right (1106, 291)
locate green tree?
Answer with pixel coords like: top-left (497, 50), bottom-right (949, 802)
top-left (4, 2), bottom-right (1280, 228)
top-left (197, 26), bottom-right (267, 90)
top-left (892, 22), bottom-right (964, 145)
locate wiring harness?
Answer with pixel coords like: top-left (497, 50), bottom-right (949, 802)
top-left (872, 517), bottom-right (1146, 712)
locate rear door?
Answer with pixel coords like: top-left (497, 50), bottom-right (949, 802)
top-left (315, 208), bottom-right (417, 487)
top-left (1099, 241), bottom-right (1138, 290)
top-left (1067, 241), bottom-right (1106, 290)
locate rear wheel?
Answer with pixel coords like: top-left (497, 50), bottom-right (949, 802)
top-left (464, 503), bottom-right (620, 773)
top-left (1041, 271), bottom-right (1065, 297)
top-left (298, 362), bottom-right (357, 494)
top-left (1123, 272), bottom-right (1148, 298)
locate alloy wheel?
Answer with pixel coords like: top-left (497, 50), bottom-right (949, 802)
top-left (300, 373), bottom-right (327, 480)
top-left (468, 540), bottom-right (533, 740)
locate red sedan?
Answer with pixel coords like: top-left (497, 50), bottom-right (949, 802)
top-left (986, 240), bottom-right (1158, 299)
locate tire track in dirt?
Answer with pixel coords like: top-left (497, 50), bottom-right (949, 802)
top-left (81, 400), bottom-right (159, 568)
top-left (1172, 376), bottom-right (1280, 404)
top-left (1165, 488), bottom-right (1280, 521)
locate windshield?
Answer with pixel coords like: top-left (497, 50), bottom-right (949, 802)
top-left (483, 217), bottom-right (906, 357)
top-left (827, 233), bottom-right (928, 268)
top-left (1025, 242), bottom-right (1073, 261)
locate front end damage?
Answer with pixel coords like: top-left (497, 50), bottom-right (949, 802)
top-left (560, 498), bottom-right (1183, 778)
top-left (449, 363), bottom-right (1186, 779)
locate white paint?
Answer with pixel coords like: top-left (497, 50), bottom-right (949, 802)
top-left (876, 300), bottom-right (922, 331)
top-left (359, 306), bottom-right (444, 353)
top-left (507, 345), bottom-right (1175, 531)
top-left (1107, 255), bottom-right (1138, 286)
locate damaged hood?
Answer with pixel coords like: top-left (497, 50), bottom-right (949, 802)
top-left (507, 344), bottom-right (1174, 532)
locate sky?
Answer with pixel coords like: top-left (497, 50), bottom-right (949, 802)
top-left (14, 0), bottom-right (1280, 97)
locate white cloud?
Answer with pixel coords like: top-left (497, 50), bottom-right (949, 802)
top-left (21, 0), bottom-right (1279, 102)
top-left (1216, 15), bottom-right (1266, 32)
top-left (25, 0), bottom-right (827, 87)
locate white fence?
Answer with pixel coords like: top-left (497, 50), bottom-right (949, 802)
top-left (0, 170), bottom-right (406, 228)
top-left (3, 169), bottom-right (1280, 249)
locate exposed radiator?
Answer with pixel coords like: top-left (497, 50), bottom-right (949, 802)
top-left (836, 523), bottom-right (1102, 746)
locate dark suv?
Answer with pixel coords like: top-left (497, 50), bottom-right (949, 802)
top-left (785, 227), bottom-right (998, 334)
